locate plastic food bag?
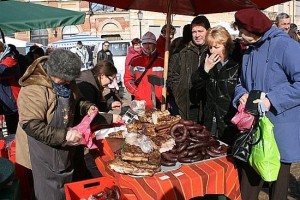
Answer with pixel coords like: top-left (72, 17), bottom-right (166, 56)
top-left (130, 100), bottom-right (146, 116)
top-left (73, 108), bottom-right (99, 149)
top-left (231, 103), bottom-right (255, 131)
top-left (248, 116), bottom-right (280, 182)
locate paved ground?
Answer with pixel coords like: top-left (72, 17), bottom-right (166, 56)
top-left (259, 162), bottom-right (300, 200)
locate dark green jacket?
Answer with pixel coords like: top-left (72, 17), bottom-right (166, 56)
top-left (167, 41), bottom-right (207, 121)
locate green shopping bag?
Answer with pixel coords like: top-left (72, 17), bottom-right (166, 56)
top-left (248, 115), bottom-right (280, 182)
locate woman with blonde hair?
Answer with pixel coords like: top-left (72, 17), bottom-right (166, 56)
top-left (191, 26), bottom-right (241, 145)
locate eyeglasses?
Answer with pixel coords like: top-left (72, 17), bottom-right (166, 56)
top-left (106, 76), bottom-right (114, 83)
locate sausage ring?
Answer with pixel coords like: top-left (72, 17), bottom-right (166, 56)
top-left (178, 149), bottom-right (189, 158)
top-left (206, 148), bottom-right (221, 158)
top-left (176, 142), bottom-right (188, 153)
top-left (178, 157), bottom-right (192, 163)
top-left (170, 123), bottom-right (188, 143)
top-left (209, 145), bottom-right (228, 154)
top-left (186, 124), bottom-right (205, 132)
top-left (187, 149), bottom-right (198, 157)
top-left (161, 152), bottom-right (178, 162)
top-left (161, 158), bottom-right (177, 166)
top-left (191, 154), bottom-right (204, 162)
top-left (187, 137), bottom-right (201, 143)
top-left (179, 119), bottom-right (195, 126)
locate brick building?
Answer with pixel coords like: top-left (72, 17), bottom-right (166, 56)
top-left (13, 1), bottom-right (300, 47)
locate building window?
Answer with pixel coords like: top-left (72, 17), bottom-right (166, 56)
top-left (62, 25), bottom-right (79, 39)
top-left (149, 26), bottom-right (161, 39)
top-left (31, 29), bottom-right (48, 46)
top-left (90, 3), bottom-right (115, 12)
top-left (174, 26), bottom-right (181, 38)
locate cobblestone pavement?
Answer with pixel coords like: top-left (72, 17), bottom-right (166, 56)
top-left (259, 162), bottom-right (300, 200)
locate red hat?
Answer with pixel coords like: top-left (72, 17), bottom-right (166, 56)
top-left (235, 8), bottom-right (272, 35)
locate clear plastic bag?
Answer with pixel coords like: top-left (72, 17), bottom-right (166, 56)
top-left (130, 100), bottom-right (146, 116)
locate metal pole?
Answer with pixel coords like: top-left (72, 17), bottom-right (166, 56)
top-left (139, 20), bottom-right (142, 38)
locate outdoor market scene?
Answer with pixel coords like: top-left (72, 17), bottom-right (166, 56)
top-left (1, 0), bottom-right (300, 199)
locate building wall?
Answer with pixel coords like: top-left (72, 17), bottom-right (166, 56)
top-left (14, 1), bottom-right (299, 46)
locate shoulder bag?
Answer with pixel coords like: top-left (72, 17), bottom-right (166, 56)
top-left (134, 53), bottom-right (158, 87)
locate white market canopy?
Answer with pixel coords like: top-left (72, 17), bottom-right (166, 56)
top-left (49, 33), bottom-right (104, 49)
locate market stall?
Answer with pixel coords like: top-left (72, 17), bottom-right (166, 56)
top-left (91, 108), bottom-right (241, 200)
top-left (94, 139), bottom-right (241, 200)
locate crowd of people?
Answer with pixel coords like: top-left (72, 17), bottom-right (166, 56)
top-left (0, 8), bottom-right (299, 200)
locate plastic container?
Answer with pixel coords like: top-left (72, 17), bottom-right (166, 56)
top-left (64, 177), bottom-right (117, 200)
top-left (0, 139), bottom-right (7, 158)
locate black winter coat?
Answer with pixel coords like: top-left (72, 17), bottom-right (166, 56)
top-left (97, 49), bottom-right (114, 64)
top-left (191, 58), bottom-right (240, 144)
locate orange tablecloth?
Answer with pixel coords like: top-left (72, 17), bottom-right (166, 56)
top-left (95, 139), bottom-right (241, 200)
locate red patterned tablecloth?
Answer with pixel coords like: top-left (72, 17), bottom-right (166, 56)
top-left (95, 139), bottom-right (241, 200)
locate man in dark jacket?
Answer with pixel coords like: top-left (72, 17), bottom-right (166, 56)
top-left (96, 41), bottom-right (114, 64)
top-left (167, 16), bottom-right (210, 122)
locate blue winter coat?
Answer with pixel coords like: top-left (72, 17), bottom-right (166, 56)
top-left (233, 26), bottom-right (300, 163)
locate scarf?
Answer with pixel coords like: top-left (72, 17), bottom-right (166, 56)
top-left (51, 81), bottom-right (71, 98)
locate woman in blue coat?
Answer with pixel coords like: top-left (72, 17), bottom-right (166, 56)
top-left (233, 8), bottom-right (300, 199)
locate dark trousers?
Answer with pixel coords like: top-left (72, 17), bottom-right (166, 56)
top-left (73, 146), bottom-right (101, 181)
top-left (5, 112), bottom-right (19, 134)
top-left (240, 161), bottom-right (291, 200)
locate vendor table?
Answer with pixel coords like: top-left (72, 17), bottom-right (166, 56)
top-left (95, 139), bottom-right (241, 200)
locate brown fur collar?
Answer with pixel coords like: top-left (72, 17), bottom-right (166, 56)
top-left (19, 56), bottom-right (52, 88)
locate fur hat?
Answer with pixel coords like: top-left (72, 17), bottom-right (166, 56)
top-left (235, 8), bottom-right (272, 35)
top-left (142, 31), bottom-right (156, 44)
top-left (46, 49), bottom-right (81, 81)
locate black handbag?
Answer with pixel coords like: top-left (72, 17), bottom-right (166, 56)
top-left (231, 117), bottom-right (260, 162)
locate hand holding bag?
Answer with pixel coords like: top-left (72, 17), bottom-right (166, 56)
top-left (72, 108), bottom-right (99, 149)
top-left (231, 103), bottom-right (255, 131)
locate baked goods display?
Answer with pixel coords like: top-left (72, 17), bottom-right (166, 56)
top-left (108, 134), bottom-right (161, 176)
top-left (107, 130), bottom-right (125, 139)
top-left (106, 109), bottom-right (228, 176)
